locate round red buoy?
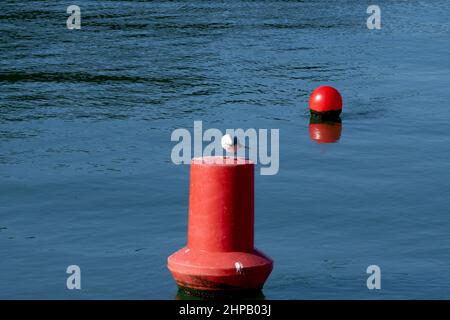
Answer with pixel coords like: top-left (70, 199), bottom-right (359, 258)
top-left (309, 117), bottom-right (342, 144)
top-left (168, 156), bottom-right (273, 294)
top-left (309, 85), bottom-right (343, 118)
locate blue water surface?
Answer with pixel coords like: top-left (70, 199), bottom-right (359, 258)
top-left (1, 0), bottom-right (449, 299)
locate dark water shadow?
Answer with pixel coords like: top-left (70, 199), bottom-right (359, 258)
top-left (343, 108), bottom-right (386, 120)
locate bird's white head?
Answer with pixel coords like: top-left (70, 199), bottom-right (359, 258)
top-left (221, 134), bottom-right (240, 153)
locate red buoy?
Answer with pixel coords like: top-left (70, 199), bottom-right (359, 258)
top-left (309, 85), bottom-right (343, 118)
top-left (168, 156), bottom-right (273, 294)
top-left (309, 118), bottom-right (342, 144)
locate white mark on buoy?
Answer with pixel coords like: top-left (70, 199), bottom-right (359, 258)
top-left (235, 261), bottom-right (244, 274)
top-left (184, 248), bottom-right (190, 253)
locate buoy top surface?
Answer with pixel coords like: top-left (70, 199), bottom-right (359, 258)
top-left (191, 156), bottom-right (253, 166)
top-left (309, 85), bottom-right (343, 112)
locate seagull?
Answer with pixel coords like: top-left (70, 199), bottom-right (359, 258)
top-left (221, 134), bottom-right (248, 156)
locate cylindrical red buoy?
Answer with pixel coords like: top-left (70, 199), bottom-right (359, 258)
top-left (309, 85), bottom-right (343, 118)
top-left (309, 117), bottom-right (342, 144)
top-left (168, 156), bottom-right (273, 294)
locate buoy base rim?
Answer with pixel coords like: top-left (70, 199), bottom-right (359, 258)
top-left (310, 109), bottom-right (342, 119)
top-left (168, 247), bottom-right (273, 291)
